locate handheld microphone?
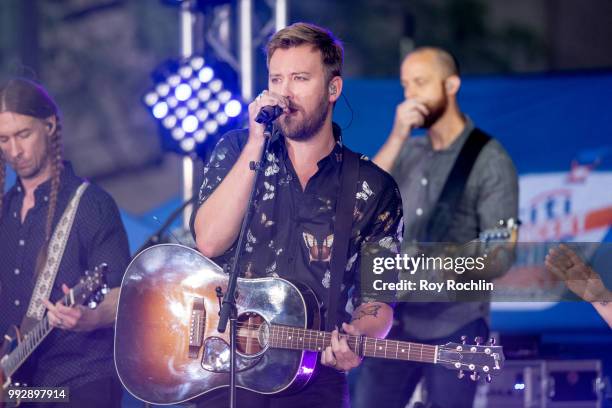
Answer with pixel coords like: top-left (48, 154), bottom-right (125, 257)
top-left (255, 105), bottom-right (283, 124)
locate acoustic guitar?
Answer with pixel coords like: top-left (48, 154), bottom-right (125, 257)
top-left (114, 244), bottom-right (505, 405)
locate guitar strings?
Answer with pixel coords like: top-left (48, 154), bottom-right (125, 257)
top-left (230, 323), bottom-right (441, 360)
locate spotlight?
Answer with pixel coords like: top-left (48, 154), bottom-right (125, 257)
top-left (143, 54), bottom-right (246, 155)
top-left (152, 102), bottom-right (169, 119)
top-left (182, 115), bottom-right (199, 133)
top-left (175, 83), bottom-right (192, 101)
top-left (198, 67), bottom-right (214, 83)
top-left (224, 100), bottom-right (242, 118)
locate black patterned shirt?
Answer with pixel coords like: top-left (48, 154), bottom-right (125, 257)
top-left (193, 126), bottom-right (404, 325)
top-left (0, 162), bottom-right (131, 388)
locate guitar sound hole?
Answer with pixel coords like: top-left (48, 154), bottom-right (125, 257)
top-left (236, 312), bottom-right (268, 356)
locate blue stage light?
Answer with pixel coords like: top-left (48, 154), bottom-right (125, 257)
top-left (143, 55), bottom-right (245, 155)
top-left (182, 115), bottom-right (199, 133)
top-left (175, 83), bottom-right (193, 101)
top-left (224, 100), bottom-right (242, 118)
top-left (198, 67), bottom-right (214, 83)
top-left (152, 102), bottom-right (169, 119)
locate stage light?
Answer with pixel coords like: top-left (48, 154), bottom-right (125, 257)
top-left (162, 115), bottom-right (177, 129)
top-left (182, 115), bottom-right (199, 133)
top-left (175, 83), bottom-right (192, 101)
top-left (143, 55), bottom-right (246, 155)
top-left (155, 83), bottom-right (170, 97)
top-left (186, 98), bottom-right (199, 110)
top-left (144, 92), bottom-right (158, 107)
top-left (209, 79), bottom-right (223, 93)
top-left (180, 138), bottom-right (196, 152)
top-left (168, 74), bottom-right (181, 87)
top-left (197, 89), bottom-right (212, 102)
top-left (190, 56), bottom-right (205, 70)
top-left (188, 78), bottom-right (201, 90)
top-left (215, 112), bottom-right (228, 126)
top-left (224, 100), bottom-right (242, 118)
top-left (204, 120), bottom-right (218, 134)
top-left (217, 90), bottom-right (231, 104)
top-left (178, 66), bottom-right (193, 79)
top-left (196, 109), bottom-right (209, 121)
top-left (171, 128), bottom-right (185, 140)
top-left (194, 129), bottom-right (207, 143)
top-left (198, 67), bottom-right (214, 83)
top-left (167, 96), bottom-right (179, 108)
top-left (152, 102), bottom-right (169, 119)
top-left (206, 100), bottom-right (220, 114)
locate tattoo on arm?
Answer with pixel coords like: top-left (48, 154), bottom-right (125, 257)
top-left (352, 304), bottom-right (382, 321)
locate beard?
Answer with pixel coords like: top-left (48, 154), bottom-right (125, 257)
top-left (421, 91), bottom-right (448, 129)
top-left (277, 92), bottom-right (330, 141)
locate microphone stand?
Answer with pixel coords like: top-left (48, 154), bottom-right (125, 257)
top-left (217, 121), bottom-right (276, 408)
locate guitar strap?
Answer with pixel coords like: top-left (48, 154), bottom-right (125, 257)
top-left (421, 128), bottom-right (491, 243)
top-left (25, 182), bottom-right (90, 323)
top-left (326, 147), bottom-right (359, 331)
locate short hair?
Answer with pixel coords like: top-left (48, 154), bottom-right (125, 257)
top-left (266, 22), bottom-right (344, 82)
top-left (407, 46), bottom-right (461, 77)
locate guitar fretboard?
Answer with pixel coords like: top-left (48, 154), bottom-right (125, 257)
top-left (268, 325), bottom-right (437, 363)
top-left (1, 316), bottom-right (53, 378)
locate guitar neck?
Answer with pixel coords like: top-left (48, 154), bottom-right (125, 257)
top-left (1, 317), bottom-right (54, 379)
top-left (268, 325), bottom-right (437, 364)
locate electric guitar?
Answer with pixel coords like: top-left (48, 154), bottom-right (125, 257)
top-left (0, 264), bottom-right (108, 404)
top-left (114, 244), bottom-right (505, 405)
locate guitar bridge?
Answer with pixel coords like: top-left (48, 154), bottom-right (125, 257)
top-left (188, 297), bottom-right (206, 359)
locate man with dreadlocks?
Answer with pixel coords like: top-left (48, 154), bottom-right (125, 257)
top-left (0, 78), bottom-right (130, 408)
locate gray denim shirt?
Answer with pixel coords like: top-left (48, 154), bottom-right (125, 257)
top-left (391, 117), bottom-right (519, 339)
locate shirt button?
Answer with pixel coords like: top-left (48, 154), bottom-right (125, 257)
top-left (416, 208), bottom-right (423, 216)
top-left (14, 268), bottom-right (20, 275)
top-left (13, 211), bottom-right (18, 218)
top-left (19, 239), bottom-right (25, 246)
top-left (14, 300), bottom-right (20, 306)
top-left (44, 196), bottom-right (49, 202)
top-left (421, 178), bottom-right (428, 186)
top-left (17, 186), bottom-right (22, 193)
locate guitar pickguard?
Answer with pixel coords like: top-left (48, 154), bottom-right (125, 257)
top-left (201, 336), bottom-right (262, 373)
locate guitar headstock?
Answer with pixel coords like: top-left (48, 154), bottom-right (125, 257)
top-left (436, 336), bottom-right (505, 383)
top-left (64, 263), bottom-right (109, 309)
top-left (479, 218), bottom-right (520, 244)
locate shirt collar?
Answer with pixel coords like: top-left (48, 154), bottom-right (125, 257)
top-left (427, 115), bottom-right (475, 153)
top-left (275, 122), bottom-right (344, 169)
top-left (11, 161), bottom-right (77, 199)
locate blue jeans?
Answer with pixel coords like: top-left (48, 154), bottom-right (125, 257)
top-left (351, 318), bottom-right (489, 408)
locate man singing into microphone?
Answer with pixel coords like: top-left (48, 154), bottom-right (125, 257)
top-left (192, 22), bottom-right (403, 407)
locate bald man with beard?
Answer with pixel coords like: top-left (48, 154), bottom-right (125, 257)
top-left (352, 47), bottom-right (519, 408)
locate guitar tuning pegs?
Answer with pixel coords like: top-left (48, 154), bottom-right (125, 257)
top-left (470, 371), bottom-right (480, 382)
top-left (461, 335), bottom-right (467, 345)
top-left (485, 374), bottom-right (492, 383)
top-left (488, 337), bottom-right (496, 346)
top-left (88, 300), bottom-right (98, 309)
top-left (457, 370), bottom-right (465, 379)
top-left (474, 336), bottom-right (483, 345)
